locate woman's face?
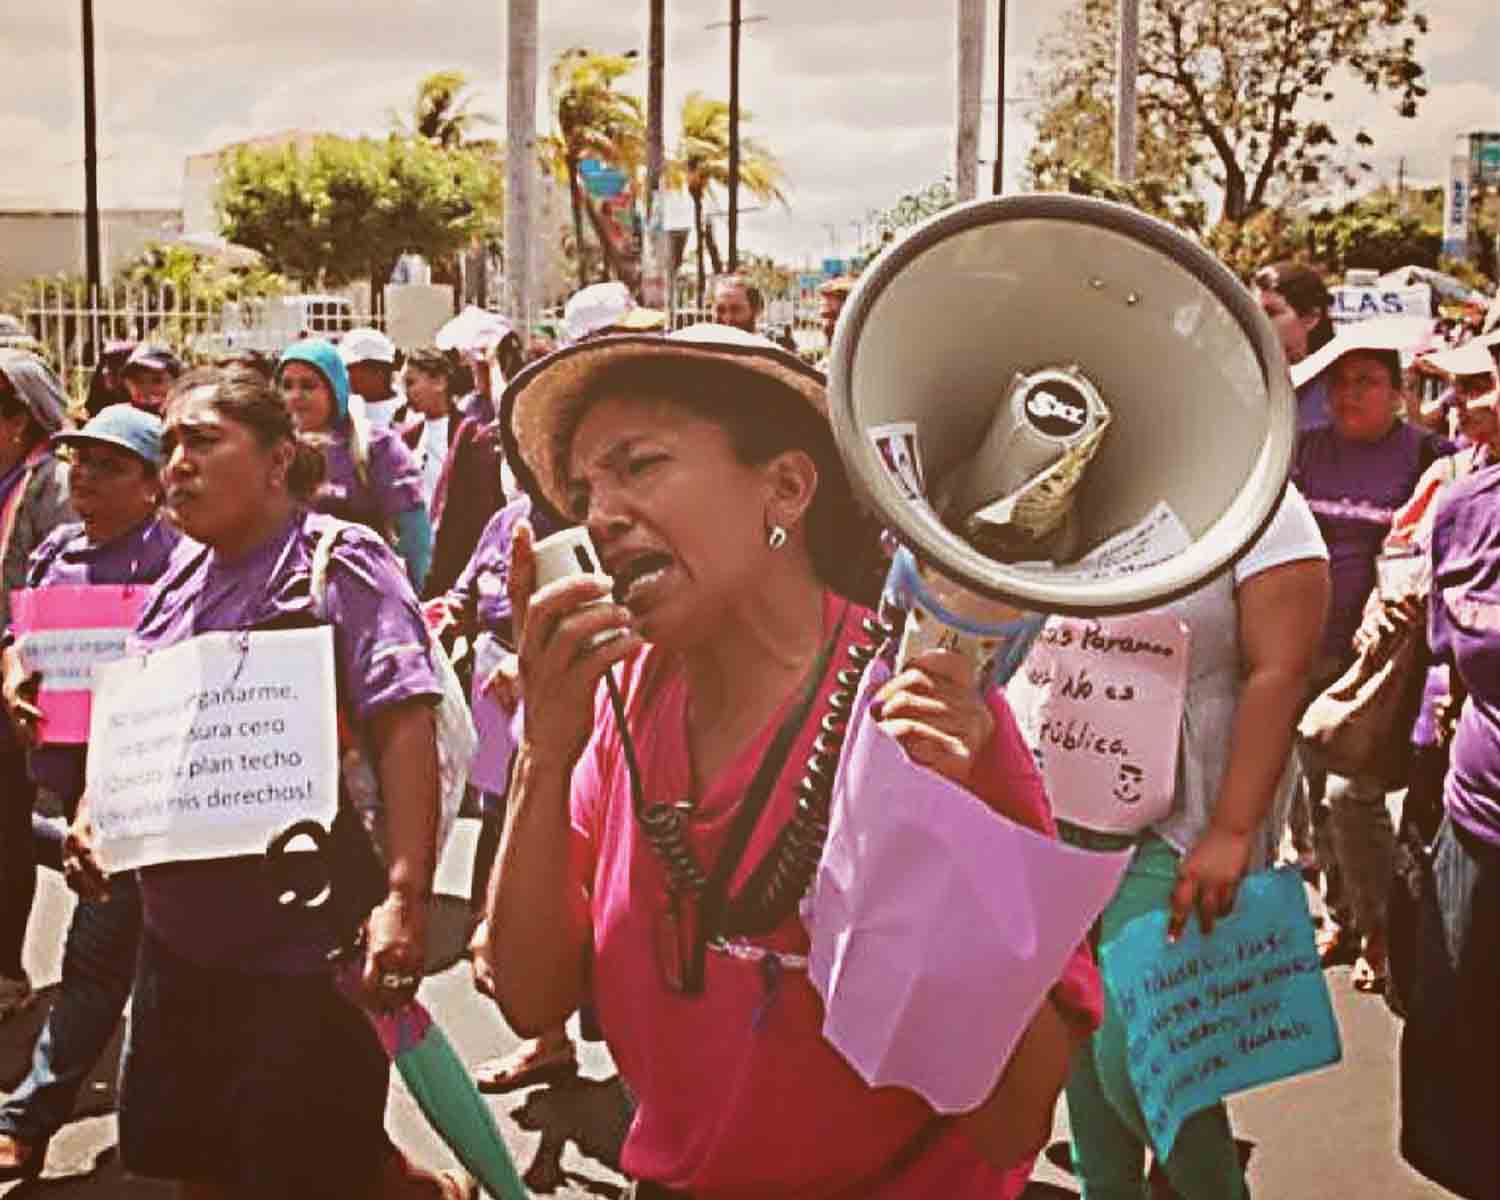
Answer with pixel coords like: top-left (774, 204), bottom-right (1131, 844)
top-left (1328, 352), bottom-right (1401, 443)
top-left (0, 376), bottom-right (29, 470)
top-left (161, 386), bottom-right (289, 549)
top-left (566, 394), bottom-right (789, 647)
top-left (125, 367), bottom-right (173, 414)
top-left (1254, 286), bottom-right (1320, 365)
top-left (279, 362), bottom-right (335, 432)
top-left (67, 443), bottom-right (158, 540)
top-left (404, 366), bottom-right (450, 419)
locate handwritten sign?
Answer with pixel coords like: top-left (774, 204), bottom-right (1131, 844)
top-left (9, 585), bottom-right (146, 744)
top-left (1100, 868), bottom-right (1342, 1159)
top-left (1008, 611), bottom-right (1190, 834)
top-left (86, 627), bottom-right (338, 871)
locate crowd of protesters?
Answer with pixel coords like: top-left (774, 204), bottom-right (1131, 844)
top-left (0, 248), bottom-right (1494, 1200)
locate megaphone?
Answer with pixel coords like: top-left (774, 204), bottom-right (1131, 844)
top-left (827, 194), bottom-right (1295, 641)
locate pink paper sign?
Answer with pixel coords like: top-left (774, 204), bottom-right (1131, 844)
top-left (9, 585), bottom-right (146, 744)
top-left (1009, 611), bottom-right (1191, 834)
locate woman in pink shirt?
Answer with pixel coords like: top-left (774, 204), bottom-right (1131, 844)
top-left (481, 326), bottom-right (1101, 1198)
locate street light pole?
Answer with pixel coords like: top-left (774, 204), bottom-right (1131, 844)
top-left (505, 0), bottom-right (538, 333)
top-left (728, 0), bottom-right (742, 270)
top-left (81, 0), bottom-right (100, 300)
top-left (954, 0), bottom-right (985, 202)
top-left (992, 0), bottom-right (1007, 196)
top-left (1113, 0), bottom-right (1139, 183)
top-left (644, 0), bottom-right (668, 306)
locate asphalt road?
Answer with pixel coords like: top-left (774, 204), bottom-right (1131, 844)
top-left (1, 819), bottom-right (1458, 1198)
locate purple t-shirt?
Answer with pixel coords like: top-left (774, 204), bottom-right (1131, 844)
top-left (314, 421), bottom-right (425, 532)
top-left (20, 514), bottom-right (185, 803)
top-left (1294, 422), bottom-right (1440, 664)
top-left (446, 493), bottom-right (532, 638)
top-left (1296, 374), bottom-right (1330, 434)
top-left (1428, 466), bottom-right (1500, 846)
top-left (130, 508), bottom-right (440, 972)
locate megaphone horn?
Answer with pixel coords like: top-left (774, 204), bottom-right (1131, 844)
top-left (828, 194), bottom-right (1295, 629)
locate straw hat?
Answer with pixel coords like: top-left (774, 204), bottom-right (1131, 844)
top-left (501, 323), bottom-right (827, 519)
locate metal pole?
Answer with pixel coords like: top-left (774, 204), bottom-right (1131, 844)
top-left (992, 0), bottom-right (1006, 195)
top-left (728, 0), bottom-right (742, 269)
top-left (1113, 0), bottom-right (1139, 183)
top-left (643, 0), bottom-right (667, 306)
top-left (82, 0), bottom-right (101, 298)
top-left (506, 0), bottom-right (538, 333)
top-left (954, 0), bottom-right (985, 202)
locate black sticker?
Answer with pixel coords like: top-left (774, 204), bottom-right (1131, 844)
top-left (1021, 380), bottom-right (1090, 439)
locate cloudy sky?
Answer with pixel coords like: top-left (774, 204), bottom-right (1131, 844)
top-left (4, 0), bottom-right (1496, 265)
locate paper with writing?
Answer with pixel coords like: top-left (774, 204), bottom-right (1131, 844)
top-left (1008, 611), bottom-right (1191, 834)
top-left (9, 585), bottom-right (146, 744)
top-left (804, 661), bottom-right (1131, 1113)
top-left (1100, 868), bottom-right (1342, 1159)
top-left (86, 627), bottom-right (339, 871)
top-left (1072, 501), bottom-right (1192, 581)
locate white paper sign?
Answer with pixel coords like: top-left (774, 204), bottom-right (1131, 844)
top-left (1073, 501), bottom-right (1192, 580)
top-left (86, 627), bottom-right (339, 871)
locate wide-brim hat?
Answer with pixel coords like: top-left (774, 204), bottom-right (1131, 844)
top-left (1289, 315), bottom-right (1436, 390)
top-left (1418, 332), bottom-right (1500, 417)
top-left (501, 323), bottom-right (826, 521)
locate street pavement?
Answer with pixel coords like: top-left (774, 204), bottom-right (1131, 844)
top-left (1, 818), bottom-right (1457, 1198)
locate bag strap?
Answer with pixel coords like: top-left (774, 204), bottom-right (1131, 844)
top-left (310, 523), bottom-right (344, 621)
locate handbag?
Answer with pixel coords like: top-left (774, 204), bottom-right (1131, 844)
top-left (1297, 602), bottom-right (1424, 787)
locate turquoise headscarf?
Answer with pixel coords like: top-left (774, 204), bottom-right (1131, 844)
top-left (276, 339), bottom-right (351, 424)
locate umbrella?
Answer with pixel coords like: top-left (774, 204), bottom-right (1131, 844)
top-left (436, 306), bottom-right (514, 353)
top-left (364, 995), bottom-right (530, 1199)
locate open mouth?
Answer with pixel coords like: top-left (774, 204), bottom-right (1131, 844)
top-left (608, 550), bottom-right (674, 605)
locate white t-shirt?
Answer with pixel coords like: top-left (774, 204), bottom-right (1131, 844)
top-left (1233, 484), bottom-right (1329, 583)
top-left (417, 416), bottom-right (450, 509)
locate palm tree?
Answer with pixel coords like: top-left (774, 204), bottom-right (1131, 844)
top-left (666, 91), bottom-right (787, 313)
top-left (543, 47), bottom-right (644, 289)
top-left (393, 70), bottom-right (495, 149)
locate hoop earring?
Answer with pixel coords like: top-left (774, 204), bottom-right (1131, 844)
top-left (767, 524), bottom-right (788, 551)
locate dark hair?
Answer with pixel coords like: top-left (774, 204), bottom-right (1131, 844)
top-left (404, 345), bottom-right (457, 390)
top-left (497, 332), bottom-right (526, 381)
top-left (1254, 260), bottom-right (1335, 353)
top-left (565, 357), bottom-right (883, 605)
top-left (166, 364), bottom-right (325, 500)
top-left (1334, 347), bottom-right (1403, 390)
top-left (714, 274), bottom-right (764, 315)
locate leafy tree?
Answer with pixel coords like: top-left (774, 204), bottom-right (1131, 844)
top-left (542, 48), bottom-right (645, 289)
top-left (1028, 0), bottom-right (1428, 223)
top-left (392, 69), bottom-right (496, 149)
top-left (866, 179), bottom-right (957, 254)
top-left (1036, 162), bottom-right (1207, 234)
top-left (217, 135), bottom-right (502, 294)
top-left (665, 91), bottom-right (787, 308)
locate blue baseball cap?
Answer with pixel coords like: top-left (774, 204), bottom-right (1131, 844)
top-left (53, 403), bottom-right (164, 468)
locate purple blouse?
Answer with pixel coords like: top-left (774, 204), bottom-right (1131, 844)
top-left (445, 493), bottom-right (532, 639)
top-left (20, 514), bottom-right (185, 802)
top-left (314, 421), bottom-right (425, 531)
top-left (1428, 466), bottom-right (1500, 846)
top-left (130, 509), bottom-right (440, 971)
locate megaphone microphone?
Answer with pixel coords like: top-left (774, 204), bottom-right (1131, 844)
top-left (829, 194), bottom-right (1296, 676)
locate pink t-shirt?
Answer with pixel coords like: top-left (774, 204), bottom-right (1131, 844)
top-left (570, 593), bottom-right (1102, 1198)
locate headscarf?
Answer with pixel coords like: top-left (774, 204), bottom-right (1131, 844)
top-left (275, 339), bottom-right (352, 424)
top-left (0, 349), bottom-right (69, 436)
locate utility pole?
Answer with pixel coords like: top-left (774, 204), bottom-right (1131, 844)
top-left (955, 0), bottom-right (985, 202)
top-left (992, 0), bottom-right (1006, 195)
top-left (1113, 0), bottom-right (1139, 183)
top-left (505, 0), bottom-right (538, 334)
top-left (728, 0), bottom-right (742, 269)
top-left (81, 0), bottom-right (101, 302)
top-left (643, 0), bottom-right (667, 306)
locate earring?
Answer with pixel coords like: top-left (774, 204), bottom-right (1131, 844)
top-left (767, 523), bottom-right (788, 551)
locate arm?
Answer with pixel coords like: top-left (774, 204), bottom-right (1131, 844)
top-left (1170, 557), bottom-right (1330, 939)
top-left (357, 696), bottom-right (440, 1009)
top-left (480, 520), bottom-right (640, 1035)
top-left (393, 506), bottom-right (433, 592)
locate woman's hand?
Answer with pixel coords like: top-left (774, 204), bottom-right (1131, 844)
top-left (481, 650), bottom-right (522, 710)
top-left (61, 800), bottom-right (110, 902)
top-left (509, 520), bottom-right (640, 775)
top-left (873, 648), bottom-right (994, 787)
top-left (1354, 594), bottom-right (1422, 654)
top-left (468, 916), bottom-right (499, 999)
top-left (1, 652), bottom-right (43, 750)
top-left (1169, 825), bottom-right (1254, 941)
top-left (358, 891), bottom-right (430, 1011)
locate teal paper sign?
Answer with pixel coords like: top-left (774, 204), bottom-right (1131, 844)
top-left (1099, 868), bottom-right (1342, 1158)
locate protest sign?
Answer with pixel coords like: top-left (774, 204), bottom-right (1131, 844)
top-left (1010, 611), bottom-right (1190, 834)
top-left (86, 627), bottom-right (339, 872)
top-left (1100, 868), bottom-right (1342, 1159)
top-left (9, 585), bottom-right (146, 744)
top-left (1331, 283), bottom-right (1432, 326)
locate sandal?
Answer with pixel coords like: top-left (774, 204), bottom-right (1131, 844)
top-left (474, 1042), bottom-right (578, 1094)
top-left (0, 1133), bottom-right (46, 1183)
top-left (1351, 955), bottom-right (1388, 993)
top-left (1316, 924), bottom-right (1359, 968)
top-left (438, 1167), bottom-right (479, 1199)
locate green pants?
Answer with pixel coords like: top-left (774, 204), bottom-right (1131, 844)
top-left (1062, 831), bottom-right (1249, 1200)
